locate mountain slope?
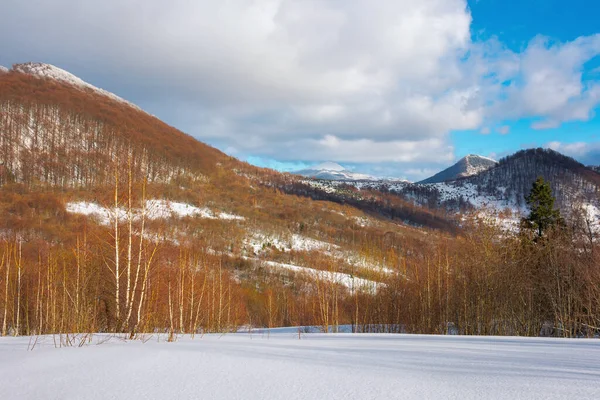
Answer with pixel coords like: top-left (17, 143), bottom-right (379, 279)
top-left (0, 62), bottom-right (450, 334)
top-left (0, 64), bottom-right (234, 187)
top-left (419, 154), bottom-right (497, 184)
top-left (12, 62), bottom-right (143, 111)
top-left (461, 149), bottom-right (600, 209)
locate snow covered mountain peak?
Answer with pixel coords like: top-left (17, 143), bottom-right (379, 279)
top-left (460, 154), bottom-right (498, 176)
top-left (14, 62), bottom-right (88, 86)
top-left (294, 161), bottom-right (376, 181)
top-left (419, 154), bottom-right (498, 183)
top-left (0, 65), bottom-right (8, 74)
top-left (11, 62), bottom-right (143, 112)
top-left (463, 154), bottom-right (497, 164)
top-left (312, 161), bottom-right (346, 172)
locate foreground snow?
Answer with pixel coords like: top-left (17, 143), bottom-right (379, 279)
top-left (1, 332), bottom-right (599, 400)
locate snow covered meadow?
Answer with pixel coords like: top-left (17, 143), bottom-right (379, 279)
top-left (1, 331), bottom-right (599, 399)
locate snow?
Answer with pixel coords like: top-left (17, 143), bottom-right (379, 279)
top-left (428, 182), bottom-right (523, 212)
top-left (12, 63), bottom-right (144, 112)
top-left (301, 179), bottom-right (339, 193)
top-left (312, 161), bottom-right (346, 172)
top-left (66, 200), bottom-right (244, 224)
top-left (1, 333), bottom-right (599, 400)
top-left (465, 154), bottom-right (498, 164)
top-left (65, 202), bottom-right (124, 225)
top-left (259, 260), bottom-right (380, 292)
top-left (244, 233), bottom-right (338, 254)
top-left (295, 162), bottom-right (377, 181)
top-left (582, 203), bottom-right (600, 226)
top-left (0, 65), bottom-right (8, 74)
top-left (145, 199), bottom-right (213, 219)
top-left (464, 161), bottom-right (495, 177)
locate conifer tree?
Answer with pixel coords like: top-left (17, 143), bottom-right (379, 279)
top-left (523, 177), bottom-right (562, 238)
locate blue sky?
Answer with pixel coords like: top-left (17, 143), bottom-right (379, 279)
top-left (1, 0), bottom-right (599, 181)
top-left (448, 0), bottom-right (600, 167)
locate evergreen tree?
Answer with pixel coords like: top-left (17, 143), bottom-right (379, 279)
top-left (523, 177), bottom-right (562, 238)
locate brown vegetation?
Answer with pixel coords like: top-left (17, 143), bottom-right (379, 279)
top-left (1, 68), bottom-right (599, 339)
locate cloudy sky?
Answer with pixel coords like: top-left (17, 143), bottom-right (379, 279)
top-left (1, 0), bottom-right (599, 180)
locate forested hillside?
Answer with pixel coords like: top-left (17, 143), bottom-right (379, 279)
top-left (0, 64), bottom-right (599, 340)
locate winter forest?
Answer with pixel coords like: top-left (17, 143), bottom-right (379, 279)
top-left (1, 73), bottom-right (599, 341)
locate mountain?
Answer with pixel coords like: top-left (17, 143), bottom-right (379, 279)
top-left (294, 161), bottom-right (377, 181)
top-left (0, 65), bottom-right (8, 74)
top-left (1, 62), bottom-right (599, 340)
top-left (0, 61), bottom-right (451, 335)
top-left (458, 148), bottom-right (600, 209)
top-left (419, 154), bottom-right (498, 184)
top-left (303, 148), bottom-right (600, 232)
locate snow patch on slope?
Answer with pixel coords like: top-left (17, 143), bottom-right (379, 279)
top-left (244, 233), bottom-right (338, 255)
top-left (12, 63), bottom-right (143, 112)
top-left (260, 260), bottom-right (380, 293)
top-left (582, 203), bottom-right (600, 231)
top-left (66, 200), bottom-right (244, 224)
top-left (0, 65), bottom-right (8, 74)
top-left (244, 231), bottom-right (394, 276)
top-left (463, 155), bottom-right (497, 177)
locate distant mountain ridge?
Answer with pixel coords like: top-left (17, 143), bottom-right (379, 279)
top-left (294, 162), bottom-right (377, 181)
top-left (419, 154), bottom-right (497, 184)
top-left (297, 148), bottom-right (600, 230)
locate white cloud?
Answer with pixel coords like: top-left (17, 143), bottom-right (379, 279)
top-left (309, 135), bottom-right (455, 163)
top-left (0, 0), bottom-right (476, 165)
top-left (545, 141), bottom-right (600, 165)
top-left (1, 0), bottom-right (600, 174)
top-left (486, 35), bottom-right (600, 129)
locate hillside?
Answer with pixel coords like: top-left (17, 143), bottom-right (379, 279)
top-left (0, 62), bottom-right (455, 336)
top-left (0, 63), bottom-right (234, 188)
top-left (0, 63), bottom-right (599, 340)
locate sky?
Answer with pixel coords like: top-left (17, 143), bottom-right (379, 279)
top-left (1, 0), bottom-right (599, 181)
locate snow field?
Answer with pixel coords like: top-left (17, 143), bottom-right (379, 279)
top-left (1, 332), bottom-right (599, 400)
